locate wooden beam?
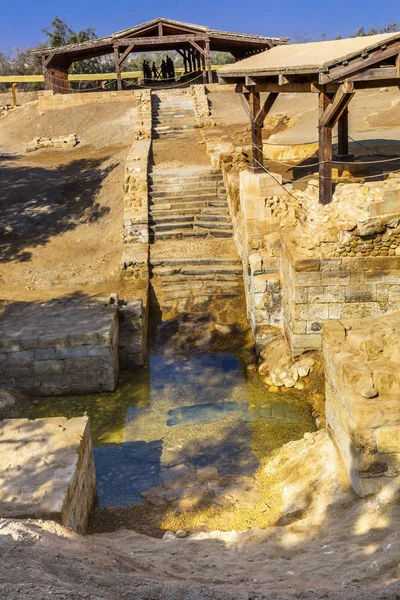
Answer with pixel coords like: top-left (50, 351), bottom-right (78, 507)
top-left (397, 53), bottom-right (400, 77)
top-left (254, 92), bottom-right (279, 127)
top-left (158, 21), bottom-right (163, 37)
top-left (118, 42), bottom-right (136, 66)
top-left (189, 39), bottom-right (207, 57)
top-left (205, 39), bottom-right (213, 84)
top-left (348, 66), bottom-right (400, 81)
top-left (235, 81), bottom-right (340, 94)
top-left (319, 81), bottom-right (355, 129)
top-left (248, 91), bottom-right (263, 172)
top-left (337, 107), bottom-right (350, 157)
top-left (319, 41), bottom-right (400, 83)
top-left (114, 46), bottom-right (122, 91)
top-left (319, 90), bottom-right (333, 205)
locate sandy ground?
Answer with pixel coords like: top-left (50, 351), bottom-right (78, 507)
top-left (208, 88), bottom-right (400, 150)
top-left (2, 431), bottom-right (400, 599)
top-left (0, 99), bottom-right (142, 303)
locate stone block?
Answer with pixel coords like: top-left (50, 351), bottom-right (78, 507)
top-left (376, 427), bottom-right (400, 453)
top-left (0, 300), bottom-right (119, 395)
top-left (0, 417), bottom-right (95, 532)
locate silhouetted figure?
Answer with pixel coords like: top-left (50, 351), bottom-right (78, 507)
top-left (152, 62), bottom-right (157, 80)
top-left (161, 59), bottom-right (168, 80)
top-left (166, 55), bottom-right (175, 80)
top-left (142, 60), bottom-right (152, 82)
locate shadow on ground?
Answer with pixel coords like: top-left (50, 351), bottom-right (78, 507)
top-left (0, 154), bottom-right (115, 263)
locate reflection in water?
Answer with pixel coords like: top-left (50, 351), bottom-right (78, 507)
top-left (19, 293), bottom-right (315, 516)
top-left (20, 346), bottom-right (314, 509)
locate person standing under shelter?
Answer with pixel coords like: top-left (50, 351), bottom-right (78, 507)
top-left (152, 61), bottom-right (157, 80)
top-left (161, 59), bottom-right (168, 80)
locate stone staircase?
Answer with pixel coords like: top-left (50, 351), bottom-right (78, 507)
top-left (149, 167), bottom-right (233, 241)
top-left (151, 93), bottom-right (199, 139)
top-left (150, 256), bottom-right (244, 316)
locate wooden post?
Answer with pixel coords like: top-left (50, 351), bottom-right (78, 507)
top-left (187, 49), bottom-right (192, 73)
top-left (337, 107), bottom-right (350, 157)
top-left (11, 83), bottom-right (17, 108)
top-left (183, 50), bottom-right (188, 74)
top-left (205, 40), bottom-right (213, 84)
top-left (114, 46), bottom-right (122, 91)
top-left (319, 90), bottom-right (333, 205)
top-left (201, 52), bottom-right (207, 83)
top-left (249, 91), bottom-right (263, 172)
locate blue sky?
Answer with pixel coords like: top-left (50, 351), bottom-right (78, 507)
top-left (0, 0), bottom-right (399, 50)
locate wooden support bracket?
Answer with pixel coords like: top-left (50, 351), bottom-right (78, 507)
top-left (254, 92), bottom-right (279, 127)
top-left (189, 39), bottom-right (207, 57)
top-left (118, 43), bottom-right (136, 66)
top-left (319, 81), bottom-right (355, 129)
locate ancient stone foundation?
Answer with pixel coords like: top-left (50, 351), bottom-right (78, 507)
top-left (37, 89), bottom-right (137, 111)
top-left (118, 298), bottom-right (148, 369)
top-left (0, 300), bottom-right (119, 396)
top-left (0, 416), bottom-right (95, 532)
top-left (324, 313), bottom-right (400, 496)
top-left (26, 134), bottom-right (78, 153)
top-left (281, 236), bottom-right (400, 355)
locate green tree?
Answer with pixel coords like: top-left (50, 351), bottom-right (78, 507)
top-left (42, 17), bottom-right (97, 48)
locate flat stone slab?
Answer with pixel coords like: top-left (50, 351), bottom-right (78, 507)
top-left (0, 299), bottom-right (119, 395)
top-left (324, 312), bottom-right (400, 496)
top-left (0, 417), bottom-right (95, 532)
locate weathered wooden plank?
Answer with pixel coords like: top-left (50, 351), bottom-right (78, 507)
top-left (189, 39), bottom-right (206, 57)
top-left (118, 43), bottom-right (136, 66)
top-left (235, 81), bottom-right (339, 94)
top-left (319, 90), bottom-right (333, 205)
top-left (348, 66), bottom-right (399, 81)
top-left (248, 91), bottom-right (263, 172)
top-left (319, 81), bottom-right (355, 129)
top-left (114, 47), bottom-right (122, 91)
top-left (337, 107), bottom-right (349, 156)
top-left (205, 39), bottom-right (213, 84)
top-left (254, 92), bottom-right (279, 126)
top-left (319, 41), bottom-right (400, 83)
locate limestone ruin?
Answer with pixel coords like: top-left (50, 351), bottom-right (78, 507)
top-left (1, 19), bottom-right (400, 600)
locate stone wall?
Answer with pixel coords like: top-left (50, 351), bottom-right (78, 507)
top-left (122, 89), bottom-right (152, 249)
top-left (0, 300), bottom-right (119, 396)
top-left (118, 298), bottom-right (148, 369)
top-left (38, 89), bottom-right (137, 111)
top-left (26, 134), bottom-right (78, 153)
top-left (0, 416), bottom-right (96, 532)
top-left (281, 235), bottom-right (400, 356)
top-left (324, 314), bottom-right (400, 496)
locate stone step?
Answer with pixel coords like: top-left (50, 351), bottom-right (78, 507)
top-left (149, 180), bottom-right (224, 190)
top-left (151, 228), bottom-right (233, 240)
top-left (150, 206), bottom-right (229, 217)
top-left (150, 257), bottom-right (241, 267)
top-left (149, 169), bottom-right (222, 181)
top-left (150, 202), bottom-right (227, 212)
top-left (152, 123), bottom-right (199, 132)
top-left (152, 265), bottom-right (243, 277)
top-left (149, 190), bottom-right (228, 205)
top-left (150, 230), bottom-right (209, 240)
top-left (153, 131), bottom-right (197, 139)
top-left (149, 188), bottom-right (226, 203)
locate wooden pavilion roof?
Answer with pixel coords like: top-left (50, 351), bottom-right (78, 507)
top-left (218, 32), bottom-right (400, 89)
top-left (33, 17), bottom-right (287, 62)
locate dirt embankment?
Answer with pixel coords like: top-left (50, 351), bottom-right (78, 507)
top-left (0, 100), bottom-right (139, 302)
top-left (2, 431), bottom-right (400, 600)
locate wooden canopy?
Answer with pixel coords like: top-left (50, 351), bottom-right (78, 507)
top-left (33, 17), bottom-right (286, 93)
top-left (218, 33), bottom-right (400, 205)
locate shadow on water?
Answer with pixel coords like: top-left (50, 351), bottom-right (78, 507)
top-left (15, 289), bottom-right (315, 533)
